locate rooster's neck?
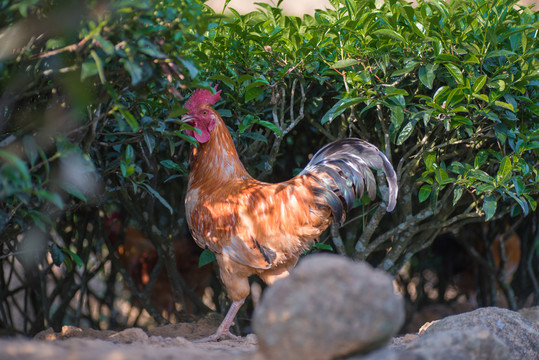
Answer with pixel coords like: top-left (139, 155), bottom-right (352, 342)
top-left (188, 115), bottom-right (251, 188)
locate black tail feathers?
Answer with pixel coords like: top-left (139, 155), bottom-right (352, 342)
top-left (300, 138), bottom-right (398, 225)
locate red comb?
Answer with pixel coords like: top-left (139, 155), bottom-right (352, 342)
top-left (185, 85), bottom-right (222, 112)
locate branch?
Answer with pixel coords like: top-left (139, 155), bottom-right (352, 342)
top-left (260, 81), bottom-right (306, 179)
top-left (353, 204), bottom-right (388, 259)
top-left (330, 223), bottom-right (346, 255)
top-left (29, 37), bottom-right (89, 60)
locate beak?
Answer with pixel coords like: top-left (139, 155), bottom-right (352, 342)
top-left (181, 114), bottom-right (195, 123)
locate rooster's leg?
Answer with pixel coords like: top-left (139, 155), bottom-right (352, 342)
top-left (196, 298), bottom-right (245, 342)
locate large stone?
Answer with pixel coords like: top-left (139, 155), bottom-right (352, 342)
top-left (421, 307), bottom-right (539, 360)
top-left (351, 327), bottom-right (510, 360)
top-left (407, 326), bottom-right (510, 360)
top-left (519, 306), bottom-right (539, 327)
top-left (253, 254), bottom-right (405, 360)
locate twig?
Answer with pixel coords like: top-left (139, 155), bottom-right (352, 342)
top-left (29, 37), bottom-right (89, 60)
top-left (330, 223), bottom-right (346, 255)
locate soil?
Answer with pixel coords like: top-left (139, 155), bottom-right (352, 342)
top-left (0, 314), bottom-right (260, 360)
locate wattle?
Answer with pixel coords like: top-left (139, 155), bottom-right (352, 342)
top-left (186, 124), bottom-right (211, 143)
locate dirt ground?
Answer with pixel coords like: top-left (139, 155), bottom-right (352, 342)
top-left (0, 315), bottom-right (260, 360)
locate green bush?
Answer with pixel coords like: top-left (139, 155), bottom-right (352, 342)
top-left (193, 0), bottom-right (539, 271)
top-left (0, 0), bottom-right (537, 335)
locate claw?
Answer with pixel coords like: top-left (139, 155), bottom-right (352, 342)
top-left (194, 299), bottom-right (245, 342)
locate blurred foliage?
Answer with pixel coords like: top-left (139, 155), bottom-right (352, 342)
top-left (0, 0), bottom-right (538, 336)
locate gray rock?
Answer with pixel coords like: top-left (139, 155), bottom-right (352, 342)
top-left (349, 347), bottom-right (424, 360)
top-left (253, 254), bottom-right (405, 360)
top-left (407, 326), bottom-right (510, 360)
top-left (350, 327), bottom-right (510, 360)
top-left (519, 306), bottom-right (539, 327)
top-left (422, 307), bottom-right (539, 360)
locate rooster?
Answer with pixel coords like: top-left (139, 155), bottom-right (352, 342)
top-left (181, 87), bottom-right (398, 340)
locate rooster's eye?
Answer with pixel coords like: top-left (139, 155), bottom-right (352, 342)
top-left (202, 111), bottom-right (207, 115)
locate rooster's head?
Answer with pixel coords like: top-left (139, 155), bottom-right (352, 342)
top-left (181, 86), bottom-right (222, 143)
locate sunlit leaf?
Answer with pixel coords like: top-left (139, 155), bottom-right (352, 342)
top-left (496, 156), bottom-right (512, 185)
top-left (483, 194), bottom-right (497, 221)
top-left (472, 75), bottom-right (487, 94)
top-left (373, 29), bottom-right (406, 42)
top-left (333, 59), bottom-right (359, 69)
top-left (444, 63), bottom-right (463, 84)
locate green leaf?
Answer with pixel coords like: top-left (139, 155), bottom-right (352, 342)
top-left (59, 182), bottom-right (88, 202)
top-left (120, 163), bottom-right (135, 177)
top-left (453, 186), bottom-right (463, 205)
top-left (444, 63), bottom-right (463, 84)
top-left (122, 59), bottom-right (143, 85)
top-left (524, 194), bottom-right (537, 212)
top-left (373, 29), bottom-right (405, 42)
top-left (171, 131), bottom-right (198, 147)
top-left (435, 167), bottom-right (452, 185)
top-left (256, 120), bottom-right (282, 136)
top-left (160, 160), bottom-right (187, 173)
top-left (144, 131), bottom-right (156, 155)
top-left (124, 144), bottom-right (134, 164)
top-left (240, 131), bottom-right (268, 143)
top-left (0, 149), bottom-right (31, 183)
top-left (94, 34), bottom-right (115, 55)
top-left (81, 61), bottom-right (98, 80)
top-left (22, 135), bottom-right (38, 167)
top-left (508, 192), bottom-right (529, 215)
top-left (390, 106), bottom-right (404, 128)
top-left (310, 243), bottom-right (334, 251)
top-left (64, 256), bottom-right (73, 272)
top-left (333, 59), bottom-right (359, 69)
top-left (245, 86), bottom-right (265, 102)
top-left (199, 249), bottom-right (216, 267)
top-left (396, 121), bottom-right (414, 145)
top-left (423, 152), bottom-right (436, 171)
top-left (36, 190), bottom-right (64, 209)
top-left (418, 64), bottom-right (436, 89)
top-left (472, 93), bottom-right (489, 102)
top-left (28, 210), bottom-right (51, 232)
top-left (418, 184), bottom-right (431, 202)
top-left (472, 75), bottom-right (487, 94)
top-left (90, 50), bottom-right (106, 84)
top-left (117, 106), bottom-right (139, 131)
top-left (391, 60), bottom-right (419, 77)
top-left (474, 150), bottom-right (488, 169)
top-left (468, 169), bottom-right (493, 183)
top-left (209, 74), bottom-right (236, 89)
top-left (137, 38), bottom-right (166, 58)
top-left (485, 50), bottom-right (517, 59)
top-left (63, 247), bottom-right (83, 269)
top-left (141, 183), bottom-right (173, 214)
top-left (179, 58), bottom-right (199, 79)
top-left (494, 101), bottom-right (514, 111)
top-left (496, 156), bottom-right (512, 185)
top-left (483, 194), bottom-right (497, 221)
